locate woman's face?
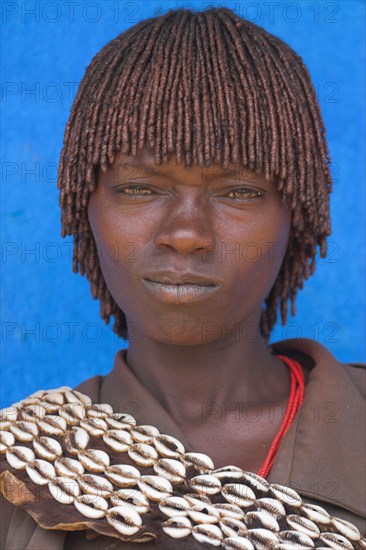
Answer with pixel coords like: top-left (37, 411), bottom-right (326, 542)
top-left (88, 148), bottom-right (291, 345)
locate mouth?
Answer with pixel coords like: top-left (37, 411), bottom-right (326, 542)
top-left (142, 271), bottom-right (220, 286)
top-left (141, 279), bottom-right (221, 304)
top-left (144, 279), bottom-right (216, 287)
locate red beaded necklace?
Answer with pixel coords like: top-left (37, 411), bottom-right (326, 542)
top-left (256, 354), bottom-right (305, 479)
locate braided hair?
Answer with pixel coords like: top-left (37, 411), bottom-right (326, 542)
top-left (57, 6), bottom-right (333, 343)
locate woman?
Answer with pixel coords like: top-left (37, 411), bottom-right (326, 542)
top-left (1, 6), bottom-right (365, 549)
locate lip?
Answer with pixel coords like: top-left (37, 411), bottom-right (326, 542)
top-left (143, 271), bottom-right (220, 286)
top-left (142, 279), bottom-right (221, 304)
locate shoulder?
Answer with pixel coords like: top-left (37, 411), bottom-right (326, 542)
top-left (74, 374), bottom-right (104, 402)
top-left (341, 361), bottom-right (366, 399)
top-left (271, 338), bottom-right (365, 396)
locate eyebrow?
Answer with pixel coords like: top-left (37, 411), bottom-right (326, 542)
top-left (129, 161), bottom-right (266, 185)
top-left (205, 169), bottom-right (239, 178)
top-left (205, 167), bottom-right (258, 181)
top-left (135, 160), bottom-right (241, 176)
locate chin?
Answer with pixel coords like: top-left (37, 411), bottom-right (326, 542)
top-left (137, 317), bottom-right (219, 346)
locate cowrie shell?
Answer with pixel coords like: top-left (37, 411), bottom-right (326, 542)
top-left (159, 496), bottom-right (190, 517)
top-left (128, 443), bottom-right (158, 467)
top-left (256, 497), bottom-right (286, 519)
top-left (212, 503), bottom-right (245, 521)
top-left (276, 544), bottom-right (314, 549)
top-left (192, 523), bottom-right (223, 547)
top-left (78, 449), bottom-right (110, 472)
top-left (162, 516), bottom-right (192, 538)
top-left (242, 472), bottom-right (270, 494)
top-left (41, 392), bottom-right (64, 406)
top-left (110, 488), bottom-right (150, 514)
top-left (48, 476), bottom-right (80, 504)
top-left (0, 430), bottom-right (15, 452)
top-left (222, 536), bottom-right (255, 550)
top-left (184, 493), bottom-right (212, 506)
top-left (29, 389), bottom-right (44, 397)
top-left (221, 483), bottom-right (256, 508)
top-left (0, 405), bottom-right (19, 422)
top-left (26, 459), bottom-right (56, 485)
top-left (103, 429), bottom-right (133, 452)
top-left (153, 458), bottom-right (186, 484)
top-left (105, 464), bottom-right (140, 487)
top-left (269, 483), bottom-right (302, 508)
top-left (245, 510), bottom-right (280, 532)
top-left (78, 474), bottom-right (114, 497)
top-left (37, 415), bottom-right (67, 436)
top-left (181, 452), bottom-right (215, 472)
top-left (19, 403), bottom-right (47, 422)
top-left (74, 494), bottom-right (108, 519)
top-left (18, 397), bottom-right (40, 406)
top-left (211, 465), bottom-right (244, 481)
top-left (6, 445), bottom-right (35, 469)
top-left (0, 420), bottom-right (11, 431)
top-left (33, 436), bottom-right (62, 460)
top-left (45, 385), bottom-right (72, 394)
top-left (24, 393), bottom-right (39, 404)
top-left (55, 456), bottom-right (85, 478)
top-left (64, 390), bottom-right (92, 406)
top-left (319, 532), bottom-right (354, 549)
top-left (189, 474), bottom-right (222, 495)
top-left (106, 505), bottom-right (142, 536)
top-left (25, 388), bottom-right (51, 400)
top-left (137, 474), bottom-right (173, 501)
top-left (59, 403), bottom-right (85, 425)
top-left (64, 427), bottom-right (89, 454)
top-left (331, 517), bottom-right (361, 541)
top-left (277, 529), bottom-right (315, 548)
top-left (187, 502), bottom-right (220, 524)
top-left (300, 502), bottom-right (331, 525)
top-left (286, 514), bottom-right (320, 539)
top-left (10, 421), bottom-right (38, 442)
top-left (80, 418), bottom-right (107, 437)
top-left (247, 528), bottom-right (279, 549)
top-left (37, 400), bottom-right (59, 414)
top-left (219, 517), bottom-right (248, 537)
top-left (87, 403), bottom-right (113, 419)
top-left (153, 434), bottom-right (185, 458)
top-left (130, 424), bottom-right (160, 444)
top-left (105, 412), bottom-right (136, 430)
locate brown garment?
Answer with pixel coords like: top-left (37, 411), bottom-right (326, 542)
top-left (2, 338), bottom-right (365, 549)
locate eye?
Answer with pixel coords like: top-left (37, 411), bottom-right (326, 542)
top-left (113, 184), bottom-right (263, 201)
top-left (225, 187), bottom-right (263, 200)
top-left (113, 184), bottom-right (153, 196)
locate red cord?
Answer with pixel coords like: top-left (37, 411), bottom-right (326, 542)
top-left (256, 354), bottom-right (305, 479)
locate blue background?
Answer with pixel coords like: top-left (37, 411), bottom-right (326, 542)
top-left (1, 0), bottom-right (365, 406)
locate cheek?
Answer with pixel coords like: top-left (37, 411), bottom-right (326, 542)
top-left (87, 193), bottom-right (131, 294)
top-left (260, 211), bottom-right (291, 266)
top-left (227, 205), bottom-right (291, 300)
top-left (256, 206), bottom-right (291, 270)
top-left (224, 201), bottom-right (290, 264)
top-left (88, 191), bottom-right (138, 268)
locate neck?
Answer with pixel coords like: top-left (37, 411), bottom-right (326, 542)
top-left (124, 320), bottom-right (291, 427)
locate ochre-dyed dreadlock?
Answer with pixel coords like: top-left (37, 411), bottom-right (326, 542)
top-left (57, 6), bottom-right (333, 343)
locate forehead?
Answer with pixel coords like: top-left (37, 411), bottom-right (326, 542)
top-left (108, 147), bottom-right (272, 187)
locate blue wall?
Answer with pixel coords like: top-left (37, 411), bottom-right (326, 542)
top-left (1, 0), bottom-right (365, 406)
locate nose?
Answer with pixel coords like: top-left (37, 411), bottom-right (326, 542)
top-left (153, 201), bottom-right (216, 256)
